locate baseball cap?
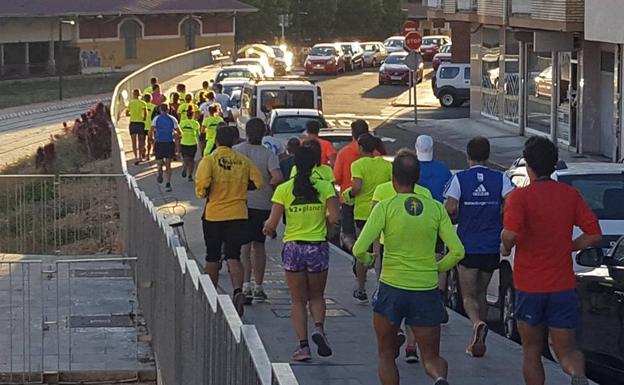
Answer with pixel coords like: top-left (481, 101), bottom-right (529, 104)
top-left (415, 135), bottom-right (434, 162)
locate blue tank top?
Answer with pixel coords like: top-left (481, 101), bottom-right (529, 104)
top-left (456, 167), bottom-right (504, 254)
top-left (154, 114), bottom-right (176, 143)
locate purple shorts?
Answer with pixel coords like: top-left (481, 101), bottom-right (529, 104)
top-left (282, 241), bottom-right (329, 273)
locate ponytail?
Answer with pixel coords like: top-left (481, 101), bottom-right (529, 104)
top-left (293, 146), bottom-right (319, 202)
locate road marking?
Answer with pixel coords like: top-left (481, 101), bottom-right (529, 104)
top-left (325, 114), bottom-right (418, 122)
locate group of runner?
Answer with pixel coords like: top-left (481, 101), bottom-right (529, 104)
top-left (130, 78), bottom-right (601, 385)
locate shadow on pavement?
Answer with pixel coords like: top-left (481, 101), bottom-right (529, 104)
top-left (362, 84), bottom-right (408, 99)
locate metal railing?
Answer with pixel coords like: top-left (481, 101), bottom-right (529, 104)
top-left (109, 45), bottom-right (300, 384)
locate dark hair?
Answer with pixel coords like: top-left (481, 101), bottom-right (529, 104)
top-left (153, 83), bottom-right (160, 91)
top-left (150, 77), bottom-right (158, 85)
top-left (287, 137), bottom-right (300, 154)
top-left (142, 94), bottom-right (152, 102)
top-left (176, 83), bottom-right (185, 92)
top-left (171, 93), bottom-right (180, 103)
top-left (202, 80), bottom-right (209, 88)
top-left (216, 124), bottom-right (235, 147)
top-left (358, 133), bottom-right (378, 154)
top-left (523, 136), bottom-right (558, 178)
top-left (158, 103), bottom-right (169, 113)
top-left (185, 94), bottom-right (192, 102)
top-left (467, 136), bottom-right (490, 162)
top-left (214, 83), bottom-right (223, 93)
top-left (393, 149), bottom-right (420, 186)
top-left (207, 91), bottom-right (215, 100)
top-left (186, 106), bottom-right (194, 119)
top-left (351, 119), bottom-right (369, 140)
top-left (293, 146), bottom-right (319, 202)
top-left (306, 120), bottom-right (321, 135)
top-left (208, 105), bottom-right (218, 115)
top-left (246, 118), bottom-right (266, 145)
top-left (302, 139), bottom-right (322, 166)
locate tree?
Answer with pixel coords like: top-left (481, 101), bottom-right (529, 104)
top-left (378, 0), bottom-right (405, 37)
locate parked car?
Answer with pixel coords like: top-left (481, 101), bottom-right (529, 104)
top-left (304, 44), bottom-right (347, 75)
top-left (214, 65), bottom-right (263, 84)
top-left (378, 52), bottom-right (423, 86)
top-left (432, 63), bottom-right (470, 107)
top-left (268, 108), bottom-right (329, 141)
top-left (420, 35), bottom-right (451, 60)
top-left (340, 42), bottom-right (365, 71)
top-left (534, 66), bottom-right (553, 98)
top-left (383, 36), bottom-right (406, 54)
top-left (432, 44), bottom-right (452, 71)
top-left (216, 77), bottom-right (248, 97)
top-left (235, 57), bottom-right (275, 78)
top-left (362, 42), bottom-right (388, 67)
top-left (270, 45), bottom-right (294, 75)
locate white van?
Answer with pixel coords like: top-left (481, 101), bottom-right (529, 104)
top-left (236, 79), bottom-right (323, 135)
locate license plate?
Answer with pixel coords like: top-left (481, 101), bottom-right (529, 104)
top-left (314, 65), bottom-right (324, 69)
top-left (391, 76), bottom-right (402, 81)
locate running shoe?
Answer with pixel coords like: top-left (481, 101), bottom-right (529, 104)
top-left (395, 330), bottom-right (406, 359)
top-left (405, 347), bottom-right (419, 363)
top-left (253, 288), bottom-right (268, 303)
top-left (242, 288), bottom-right (253, 305)
top-left (291, 346), bottom-right (311, 362)
top-left (353, 290), bottom-right (368, 305)
top-left (157, 170), bottom-right (163, 184)
top-left (434, 378), bottom-right (450, 385)
top-left (466, 321), bottom-right (488, 357)
top-left (181, 169), bottom-right (187, 178)
top-left (311, 331), bottom-right (333, 358)
top-left (134, 160), bottom-right (141, 166)
top-left (165, 183), bottom-right (172, 192)
top-left (188, 176), bottom-right (193, 182)
top-left (233, 292), bottom-right (245, 317)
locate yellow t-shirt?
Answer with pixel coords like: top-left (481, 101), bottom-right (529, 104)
top-left (195, 89), bottom-right (209, 102)
top-left (202, 116), bottom-right (225, 156)
top-left (179, 118), bottom-right (200, 146)
top-left (351, 156), bottom-right (392, 220)
top-left (128, 99), bottom-right (147, 123)
top-left (289, 164), bottom-right (336, 184)
top-left (272, 178), bottom-right (337, 243)
top-left (195, 146), bottom-right (264, 222)
top-left (177, 102), bottom-right (198, 117)
top-left (143, 86), bottom-right (154, 95)
top-left (144, 103), bottom-right (156, 131)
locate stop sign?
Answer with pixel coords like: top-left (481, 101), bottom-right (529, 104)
top-left (402, 20), bottom-right (419, 36)
top-left (404, 31), bottom-right (423, 51)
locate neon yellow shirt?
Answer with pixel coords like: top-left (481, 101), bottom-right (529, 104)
top-left (144, 103), bottom-right (156, 131)
top-left (128, 99), bottom-right (147, 123)
top-left (353, 193), bottom-right (465, 291)
top-left (289, 164), bottom-right (336, 183)
top-left (179, 118), bottom-right (200, 146)
top-left (372, 181), bottom-right (433, 244)
top-left (143, 86), bottom-right (154, 95)
top-left (202, 116), bottom-right (225, 156)
top-left (351, 156), bottom-right (392, 220)
top-left (195, 89), bottom-right (209, 102)
top-left (178, 102), bottom-right (198, 117)
top-left (272, 178), bottom-right (337, 243)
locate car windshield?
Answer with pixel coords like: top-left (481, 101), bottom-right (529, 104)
top-left (384, 55), bottom-right (406, 65)
top-left (319, 134), bottom-right (352, 152)
top-left (558, 174), bottom-right (624, 220)
top-left (423, 38), bottom-right (440, 46)
top-left (341, 45), bottom-right (353, 53)
top-left (261, 90), bottom-right (315, 112)
top-left (272, 116), bottom-right (326, 134)
top-left (216, 69), bottom-right (252, 82)
top-left (385, 39), bottom-right (403, 48)
top-left (271, 47), bottom-right (284, 58)
top-left (222, 84), bottom-right (243, 96)
top-left (363, 44), bottom-right (377, 51)
top-left (309, 46), bottom-right (336, 56)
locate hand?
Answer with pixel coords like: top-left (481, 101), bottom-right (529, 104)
top-left (500, 244), bottom-right (511, 257)
top-left (342, 188), bottom-right (355, 206)
top-left (262, 225), bottom-right (277, 239)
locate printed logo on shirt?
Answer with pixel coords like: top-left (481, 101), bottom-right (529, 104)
top-left (472, 184), bottom-right (490, 197)
top-left (218, 157), bottom-right (243, 171)
top-left (404, 196), bottom-right (423, 217)
top-left (477, 172), bottom-right (484, 182)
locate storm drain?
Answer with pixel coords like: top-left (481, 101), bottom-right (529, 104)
top-left (71, 268), bottom-right (134, 278)
top-left (70, 314), bottom-right (135, 328)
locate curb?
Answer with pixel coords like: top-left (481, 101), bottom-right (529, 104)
top-left (0, 97), bottom-right (111, 122)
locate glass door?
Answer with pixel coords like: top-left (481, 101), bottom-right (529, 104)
top-left (556, 52), bottom-right (577, 146)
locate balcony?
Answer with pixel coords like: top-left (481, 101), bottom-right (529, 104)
top-left (508, 0), bottom-right (584, 31)
top-left (477, 0), bottom-right (505, 17)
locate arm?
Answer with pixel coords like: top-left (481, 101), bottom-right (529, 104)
top-left (262, 203), bottom-right (284, 238)
top-left (351, 178), bottom-right (363, 196)
top-left (445, 197), bottom-right (459, 222)
top-left (333, 152), bottom-right (344, 187)
top-left (437, 206), bottom-right (465, 272)
top-left (328, 152), bottom-right (337, 167)
top-left (352, 204), bottom-right (385, 267)
top-left (500, 229), bottom-right (517, 256)
top-left (443, 175), bottom-right (461, 222)
top-left (269, 168), bottom-right (284, 187)
top-left (326, 196), bottom-right (340, 226)
top-left (142, 106), bottom-right (147, 121)
top-left (248, 162), bottom-right (265, 191)
top-left (501, 190), bottom-right (523, 256)
top-left (572, 192), bottom-right (602, 251)
top-left (194, 157), bottom-right (213, 199)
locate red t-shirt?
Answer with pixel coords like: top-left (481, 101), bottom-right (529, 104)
top-left (503, 179), bottom-right (601, 293)
top-left (317, 138), bottom-right (337, 166)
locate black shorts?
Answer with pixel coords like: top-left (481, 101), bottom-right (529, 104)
top-left (460, 253), bottom-right (500, 272)
top-left (180, 144), bottom-right (197, 159)
top-left (246, 209), bottom-right (271, 244)
top-left (202, 217), bottom-right (249, 263)
top-left (129, 122), bottom-right (145, 135)
top-left (341, 204), bottom-right (355, 235)
top-left (154, 142), bottom-right (175, 160)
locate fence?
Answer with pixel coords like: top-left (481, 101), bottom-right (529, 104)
top-left (109, 45), bottom-right (300, 384)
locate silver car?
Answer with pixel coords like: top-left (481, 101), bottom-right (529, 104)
top-left (362, 42), bottom-right (388, 67)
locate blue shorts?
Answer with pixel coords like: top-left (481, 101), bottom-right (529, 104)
top-left (515, 289), bottom-right (578, 329)
top-left (373, 282), bottom-right (445, 327)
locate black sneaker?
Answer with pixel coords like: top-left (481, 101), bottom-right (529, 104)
top-left (181, 169), bottom-right (187, 178)
top-left (134, 160), bottom-right (141, 165)
top-left (233, 292), bottom-right (245, 317)
top-left (165, 183), bottom-right (172, 192)
top-left (253, 288), bottom-right (268, 303)
top-left (405, 348), bottom-right (419, 363)
top-left (311, 330), bottom-right (333, 358)
top-left (353, 290), bottom-right (368, 305)
top-left (157, 170), bottom-right (163, 184)
top-left (434, 379), bottom-right (450, 385)
top-left (188, 176), bottom-right (193, 182)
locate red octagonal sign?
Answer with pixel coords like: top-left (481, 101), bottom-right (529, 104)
top-left (405, 31), bottom-right (422, 51)
top-left (402, 20), bottom-right (419, 36)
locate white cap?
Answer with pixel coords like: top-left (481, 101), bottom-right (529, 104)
top-left (415, 135), bottom-right (434, 162)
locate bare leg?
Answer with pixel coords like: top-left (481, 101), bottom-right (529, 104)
top-left (251, 241), bottom-right (267, 286)
top-left (188, 158), bottom-right (195, 177)
top-left (373, 313), bottom-right (400, 385)
top-left (356, 262), bottom-right (368, 293)
top-left (549, 327), bottom-right (586, 378)
top-left (517, 321), bottom-right (546, 385)
top-left (476, 270), bottom-right (493, 322)
top-left (307, 270), bottom-right (328, 325)
top-left (458, 266), bottom-right (481, 324)
top-left (410, 325), bottom-right (448, 381)
top-left (164, 159), bottom-right (172, 184)
top-left (138, 134), bottom-right (146, 159)
top-left (227, 259), bottom-right (244, 291)
top-left (285, 271), bottom-right (309, 341)
top-left (241, 243), bottom-right (252, 285)
top-left (204, 262), bottom-right (220, 286)
top-left (131, 134), bottom-right (138, 159)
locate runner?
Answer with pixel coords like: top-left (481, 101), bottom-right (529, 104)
top-left (195, 125), bottom-right (264, 316)
top-left (198, 91), bottom-right (215, 119)
top-left (143, 94), bottom-right (156, 160)
top-left (280, 137), bottom-right (300, 181)
top-left (347, 133), bottom-right (392, 304)
top-left (263, 145), bottom-right (340, 362)
top-left (177, 93), bottom-right (198, 118)
top-left (169, 92), bottom-right (181, 122)
top-left (234, 118), bottom-right (284, 304)
top-left (125, 89), bottom-right (147, 164)
top-left (195, 80), bottom-right (211, 102)
top-left (201, 105), bottom-right (225, 156)
top-left (150, 83), bottom-right (166, 106)
top-left (444, 136), bottom-right (514, 357)
top-left (214, 83), bottom-right (230, 117)
top-left (179, 106), bottom-right (201, 182)
top-left (305, 120), bottom-right (336, 166)
top-left (353, 149), bottom-right (464, 385)
top-left (501, 137), bottom-right (601, 385)
top-left (143, 77), bottom-right (158, 95)
top-left (149, 104), bottom-right (181, 193)
top-left (290, 139), bottom-right (335, 183)
top-left (176, 83), bottom-right (187, 102)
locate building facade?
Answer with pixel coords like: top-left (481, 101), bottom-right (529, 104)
top-left (0, 0), bottom-right (255, 79)
top-left (427, 0), bottom-right (622, 161)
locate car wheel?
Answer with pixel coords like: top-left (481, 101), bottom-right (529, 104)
top-left (445, 267), bottom-right (464, 313)
top-left (500, 278), bottom-right (519, 341)
top-left (439, 91), bottom-right (456, 108)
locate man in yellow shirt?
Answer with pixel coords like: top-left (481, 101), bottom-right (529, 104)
top-left (195, 80), bottom-right (211, 102)
top-left (143, 77), bottom-right (158, 95)
top-left (177, 93), bottom-right (198, 118)
top-left (195, 125), bottom-right (264, 316)
top-left (201, 105), bottom-right (225, 156)
top-left (142, 94), bottom-right (156, 160)
top-left (125, 88), bottom-right (147, 164)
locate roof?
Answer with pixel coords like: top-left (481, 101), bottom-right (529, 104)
top-left (0, 0), bottom-right (257, 18)
top-left (217, 77), bottom-right (249, 85)
top-left (272, 108), bottom-right (323, 117)
top-left (556, 162), bottom-right (624, 176)
top-left (253, 80), bottom-right (315, 87)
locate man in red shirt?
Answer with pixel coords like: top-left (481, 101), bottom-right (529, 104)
top-left (305, 120), bottom-right (336, 166)
top-left (501, 137), bottom-right (601, 385)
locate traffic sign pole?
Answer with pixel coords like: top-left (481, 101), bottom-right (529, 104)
top-left (413, 68), bottom-right (418, 124)
top-left (404, 31), bottom-right (422, 124)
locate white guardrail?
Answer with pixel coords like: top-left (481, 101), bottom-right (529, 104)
top-left (109, 44), bottom-right (300, 385)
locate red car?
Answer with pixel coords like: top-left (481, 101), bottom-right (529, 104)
top-left (420, 35), bottom-right (452, 61)
top-left (304, 44), bottom-right (346, 75)
top-left (432, 44), bottom-right (452, 71)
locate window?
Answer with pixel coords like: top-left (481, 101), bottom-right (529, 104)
top-left (272, 116), bottom-right (326, 134)
top-left (464, 67), bottom-right (471, 80)
top-left (181, 18), bottom-right (201, 50)
top-left (260, 90), bottom-right (314, 112)
top-left (120, 20), bottom-right (142, 60)
top-left (558, 174), bottom-right (624, 220)
top-left (601, 51), bottom-right (615, 73)
top-left (439, 66), bottom-right (459, 79)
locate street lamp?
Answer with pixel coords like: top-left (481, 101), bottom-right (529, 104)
top-left (58, 19), bottom-right (75, 101)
